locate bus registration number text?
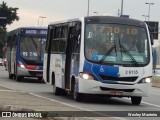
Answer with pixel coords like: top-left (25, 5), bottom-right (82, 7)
top-left (125, 70), bottom-right (138, 75)
top-left (110, 90), bottom-right (123, 96)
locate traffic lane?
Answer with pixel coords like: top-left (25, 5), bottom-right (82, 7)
top-left (0, 66), bottom-right (160, 112)
top-left (36, 90), bottom-right (160, 112)
top-left (0, 66), bottom-right (52, 93)
top-left (142, 87), bottom-right (160, 106)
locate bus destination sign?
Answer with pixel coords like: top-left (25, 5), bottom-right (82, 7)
top-left (21, 29), bottom-right (47, 35)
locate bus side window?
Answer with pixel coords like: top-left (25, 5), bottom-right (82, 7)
top-left (7, 36), bottom-right (12, 53)
top-left (51, 26), bottom-right (61, 53)
top-left (12, 34), bottom-right (17, 51)
top-left (51, 25), bottom-right (68, 54)
top-left (45, 27), bottom-right (50, 52)
top-left (72, 22), bottom-right (81, 53)
top-left (59, 25), bottom-right (68, 53)
top-left (51, 39), bottom-right (59, 53)
top-left (61, 25), bottom-right (68, 38)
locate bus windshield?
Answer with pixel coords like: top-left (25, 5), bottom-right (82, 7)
top-left (20, 36), bottom-right (46, 62)
top-left (85, 24), bottom-right (150, 66)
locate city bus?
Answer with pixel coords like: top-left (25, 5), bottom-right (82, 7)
top-left (43, 16), bottom-right (153, 105)
top-left (6, 27), bottom-right (47, 81)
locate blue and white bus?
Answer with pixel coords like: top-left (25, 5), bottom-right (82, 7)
top-left (7, 27), bottom-right (47, 81)
top-left (43, 16), bottom-right (153, 105)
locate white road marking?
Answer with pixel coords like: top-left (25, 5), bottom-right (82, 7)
top-left (142, 101), bottom-right (160, 108)
top-left (125, 97), bottom-right (160, 108)
top-left (0, 88), bottom-right (158, 119)
top-left (29, 92), bottom-right (90, 111)
top-left (0, 90), bottom-right (19, 92)
top-left (29, 92), bottom-right (127, 120)
top-left (3, 86), bottom-right (160, 119)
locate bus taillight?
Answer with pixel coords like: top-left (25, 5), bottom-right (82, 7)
top-left (18, 64), bottom-right (37, 70)
top-left (25, 65), bottom-right (37, 70)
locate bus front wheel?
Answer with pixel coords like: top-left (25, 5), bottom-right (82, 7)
top-left (16, 76), bottom-right (23, 82)
top-left (53, 86), bottom-right (67, 96)
top-left (73, 83), bottom-right (82, 101)
top-left (131, 97), bottom-right (142, 105)
top-left (53, 86), bottom-right (62, 95)
top-left (9, 73), bottom-right (14, 79)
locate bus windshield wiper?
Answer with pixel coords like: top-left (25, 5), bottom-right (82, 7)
top-left (30, 36), bottom-right (42, 60)
top-left (30, 36), bottom-right (38, 50)
top-left (118, 36), bottom-right (139, 66)
top-left (99, 43), bottom-right (116, 63)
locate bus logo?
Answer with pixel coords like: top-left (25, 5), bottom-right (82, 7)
top-left (35, 66), bottom-right (39, 69)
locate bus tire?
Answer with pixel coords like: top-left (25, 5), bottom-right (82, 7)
top-left (73, 82), bottom-right (82, 101)
top-left (16, 76), bottom-right (22, 82)
top-left (40, 78), bottom-right (45, 83)
top-left (131, 97), bottom-right (142, 105)
top-left (38, 77), bottom-right (44, 82)
top-left (53, 85), bottom-right (61, 95)
top-left (9, 73), bottom-right (14, 79)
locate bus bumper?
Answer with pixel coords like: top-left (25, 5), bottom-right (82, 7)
top-left (17, 67), bottom-right (43, 78)
top-left (78, 78), bottom-right (151, 97)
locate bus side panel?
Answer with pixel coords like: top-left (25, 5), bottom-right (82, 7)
top-left (6, 46), bottom-right (11, 73)
top-left (76, 20), bottom-right (85, 92)
top-left (50, 54), bottom-right (65, 89)
top-left (79, 20), bottom-right (85, 72)
top-left (70, 56), bottom-right (79, 80)
top-left (11, 48), bottom-right (16, 75)
top-left (43, 53), bottom-right (47, 83)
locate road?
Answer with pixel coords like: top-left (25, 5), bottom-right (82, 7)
top-left (0, 66), bottom-right (160, 119)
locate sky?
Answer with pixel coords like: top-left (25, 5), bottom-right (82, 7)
top-left (2, 0), bottom-right (160, 33)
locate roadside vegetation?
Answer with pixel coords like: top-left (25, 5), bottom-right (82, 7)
top-left (0, 1), bottom-right (19, 58)
top-left (152, 76), bottom-right (160, 87)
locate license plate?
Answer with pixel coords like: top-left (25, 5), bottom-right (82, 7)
top-left (110, 90), bottom-right (123, 96)
top-left (36, 74), bottom-right (43, 76)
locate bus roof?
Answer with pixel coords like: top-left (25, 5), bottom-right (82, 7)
top-left (49, 18), bottom-right (82, 26)
top-left (7, 26), bottom-right (47, 35)
top-left (49, 16), bottom-right (146, 27)
top-left (85, 16), bottom-right (146, 27)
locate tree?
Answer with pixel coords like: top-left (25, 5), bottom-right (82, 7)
top-left (0, 28), bottom-right (6, 58)
top-left (0, 1), bottom-right (19, 28)
top-left (0, 1), bottom-right (19, 58)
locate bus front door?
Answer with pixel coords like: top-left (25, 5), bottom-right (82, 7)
top-left (65, 26), bottom-right (74, 89)
top-left (65, 22), bottom-right (81, 90)
top-left (45, 28), bottom-right (54, 84)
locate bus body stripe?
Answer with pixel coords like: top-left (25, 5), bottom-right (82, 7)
top-left (83, 60), bottom-right (119, 83)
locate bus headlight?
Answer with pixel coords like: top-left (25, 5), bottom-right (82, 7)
top-left (79, 73), bottom-right (95, 80)
top-left (18, 61), bottom-right (25, 69)
top-left (139, 77), bottom-right (152, 83)
top-left (20, 64), bottom-right (25, 69)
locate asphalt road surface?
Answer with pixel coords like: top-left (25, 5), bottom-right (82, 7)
top-left (0, 66), bottom-right (160, 119)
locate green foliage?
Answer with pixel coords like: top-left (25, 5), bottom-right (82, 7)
top-left (0, 1), bottom-right (19, 27)
top-left (0, 1), bottom-right (19, 58)
top-left (0, 28), bottom-right (7, 58)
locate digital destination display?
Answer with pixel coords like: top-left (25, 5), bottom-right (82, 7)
top-left (21, 29), bottom-right (47, 35)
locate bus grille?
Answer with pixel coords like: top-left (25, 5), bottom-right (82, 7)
top-left (28, 71), bottom-right (43, 76)
top-left (100, 87), bottom-right (135, 92)
top-left (99, 75), bottom-right (138, 82)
